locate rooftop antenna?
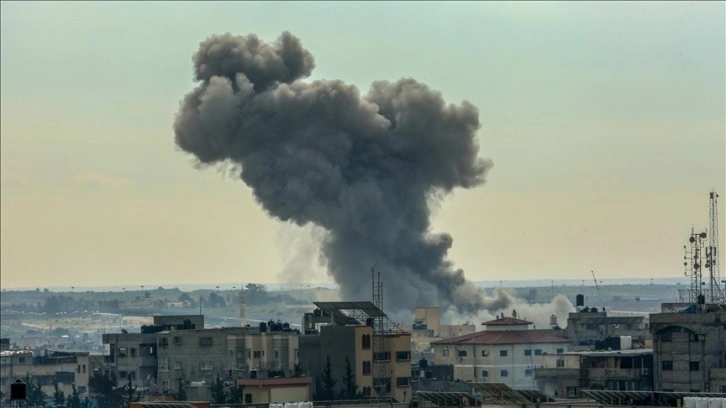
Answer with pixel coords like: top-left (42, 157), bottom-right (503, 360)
top-left (707, 190), bottom-right (722, 303)
top-left (371, 264), bottom-right (386, 402)
top-left (683, 228), bottom-right (707, 305)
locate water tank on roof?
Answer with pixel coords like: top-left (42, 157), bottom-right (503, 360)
top-left (259, 322), bottom-right (267, 333)
top-left (576, 294), bottom-right (584, 307)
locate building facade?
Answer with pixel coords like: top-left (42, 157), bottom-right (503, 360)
top-left (431, 317), bottom-right (570, 389)
top-left (650, 309), bottom-right (726, 393)
top-left (536, 349), bottom-right (653, 398)
top-left (0, 350), bottom-right (90, 398)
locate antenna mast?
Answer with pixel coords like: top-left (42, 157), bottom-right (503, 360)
top-left (707, 190), bottom-right (723, 303)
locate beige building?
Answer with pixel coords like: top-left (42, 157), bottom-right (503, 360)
top-left (298, 302), bottom-right (412, 403)
top-left (236, 377), bottom-right (312, 404)
top-left (431, 317), bottom-right (570, 389)
top-left (0, 350), bottom-right (90, 397)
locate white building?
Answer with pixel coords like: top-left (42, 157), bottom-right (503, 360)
top-left (430, 316), bottom-right (570, 389)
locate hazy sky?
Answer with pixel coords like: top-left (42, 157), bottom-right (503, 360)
top-left (1, 1), bottom-right (724, 290)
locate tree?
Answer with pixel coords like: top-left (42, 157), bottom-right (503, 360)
top-left (341, 356), bottom-right (358, 399)
top-left (53, 382), bottom-right (66, 408)
top-left (176, 378), bottom-right (187, 402)
top-left (89, 370), bottom-right (122, 408)
top-left (120, 377), bottom-right (140, 408)
top-left (209, 375), bottom-right (227, 404)
top-left (66, 383), bottom-right (92, 408)
top-left (318, 355), bottom-right (337, 401)
top-left (23, 374), bottom-right (48, 408)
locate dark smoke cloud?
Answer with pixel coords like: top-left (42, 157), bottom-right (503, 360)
top-left (174, 31), bottom-right (500, 313)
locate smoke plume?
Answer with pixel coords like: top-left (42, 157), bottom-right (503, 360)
top-left (174, 31), bottom-right (497, 313)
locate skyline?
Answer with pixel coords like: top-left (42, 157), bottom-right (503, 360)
top-left (1, 2), bottom-right (724, 290)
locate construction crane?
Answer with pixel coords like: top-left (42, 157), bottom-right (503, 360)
top-left (591, 270), bottom-right (600, 292)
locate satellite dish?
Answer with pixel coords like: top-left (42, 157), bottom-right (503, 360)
top-left (700, 232), bottom-right (707, 238)
top-left (690, 237), bottom-right (696, 243)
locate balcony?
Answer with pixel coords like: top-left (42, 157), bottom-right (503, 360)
top-left (535, 368), bottom-right (579, 380)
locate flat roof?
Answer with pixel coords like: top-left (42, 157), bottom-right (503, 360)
top-left (237, 377), bottom-right (313, 387)
top-left (559, 348), bottom-right (652, 357)
top-left (432, 330), bottom-right (570, 346)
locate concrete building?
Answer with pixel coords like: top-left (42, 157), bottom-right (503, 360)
top-left (430, 317), bottom-right (570, 389)
top-left (0, 350), bottom-right (90, 398)
top-left (536, 349), bottom-right (653, 398)
top-left (410, 307), bottom-right (476, 359)
top-left (650, 308), bottom-right (726, 393)
top-left (565, 308), bottom-right (648, 349)
top-left (101, 314), bottom-right (300, 397)
top-left (236, 377), bottom-right (312, 404)
top-left (298, 302), bottom-right (412, 403)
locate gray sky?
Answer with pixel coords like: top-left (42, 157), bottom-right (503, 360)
top-left (1, 1), bottom-right (724, 290)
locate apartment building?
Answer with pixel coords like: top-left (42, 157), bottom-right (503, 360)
top-left (650, 308), bottom-right (726, 393)
top-left (0, 350), bottom-right (90, 397)
top-left (565, 308), bottom-right (648, 349)
top-left (430, 316), bottom-right (570, 389)
top-left (536, 349), bottom-right (653, 398)
top-left (298, 302), bottom-right (412, 403)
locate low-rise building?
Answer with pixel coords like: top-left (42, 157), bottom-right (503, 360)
top-left (236, 377), bottom-right (312, 404)
top-left (0, 350), bottom-right (90, 398)
top-left (536, 349), bottom-right (653, 398)
top-left (650, 308), bottom-right (726, 393)
top-left (430, 316), bottom-right (570, 389)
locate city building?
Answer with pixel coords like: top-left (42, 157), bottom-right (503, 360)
top-left (430, 315), bottom-right (570, 389)
top-left (298, 302), bottom-right (412, 403)
top-left (650, 307), bottom-right (726, 393)
top-left (564, 307), bottom-right (648, 349)
top-left (236, 377), bottom-right (312, 404)
top-left (0, 350), bottom-right (90, 398)
top-left (536, 349), bottom-right (653, 398)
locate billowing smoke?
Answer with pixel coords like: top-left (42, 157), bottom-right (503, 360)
top-left (441, 291), bottom-right (575, 329)
top-left (174, 31), bottom-right (500, 313)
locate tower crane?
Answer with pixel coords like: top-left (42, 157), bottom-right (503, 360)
top-left (591, 270), bottom-right (600, 292)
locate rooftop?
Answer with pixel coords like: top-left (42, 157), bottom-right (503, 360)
top-left (236, 377), bottom-right (313, 387)
top-left (481, 317), bottom-right (532, 326)
top-left (431, 329), bottom-right (569, 346)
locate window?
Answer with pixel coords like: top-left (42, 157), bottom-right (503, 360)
top-left (689, 333), bottom-right (699, 342)
top-left (443, 347), bottom-right (449, 357)
top-left (77, 386), bottom-right (86, 394)
top-left (253, 351), bottom-right (262, 358)
top-left (500, 370), bottom-right (508, 377)
top-left (18, 357), bottom-right (26, 364)
top-left (500, 350), bottom-right (508, 357)
top-left (244, 394), bottom-right (252, 404)
top-left (525, 369), bottom-right (533, 377)
top-left (661, 333), bottom-right (672, 342)
top-left (396, 351), bottom-right (411, 361)
top-left (274, 350), bottom-right (279, 360)
top-left (82, 365), bottom-right (86, 373)
top-left (396, 377), bottom-right (410, 387)
top-left (374, 352), bottom-right (391, 361)
top-left (174, 361), bottom-right (182, 370)
top-left (524, 349), bottom-right (532, 356)
top-left (130, 348), bottom-right (136, 357)
top-left (159, 359), bottom-right (169, 371)
top-left (119, 371), bottom-right (127, 379)
top-left (481, 350), bottom-right (489, 357)
top-left (689, 361), bottom-right (700, 371)
top-left (200, 362), bottom-right (213, 371)
top-left (173, 336), bottom-right (182, 345)
top-left (567, 387), bottom-right (577, 397)
top-left (556, 360), bottom-right (565, 368)
top-left (556, 348), bottom-right (564, 354)
top-left (246, 349), bottom-right (251, 359)
top-left (362, 361), bottom-right (371, 376)
top-left (159, 338), bottom-right (169, 348)
top-left (362, 334), bottom-right (371, 349)
top-left (77, 365), bottom-right (81, 373)
top-left (662, 361), bottom-right (673, 371)
top-left (481, 370), bottom-right (488, 378)
top-left (535, 349), bottom-right (542, 356)
top-left (458, 350), bottom-right (467, 358)
top-left (118, 347), bottom-right (128, 357)
top-left (199, 337), bottom-right (213, 347)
